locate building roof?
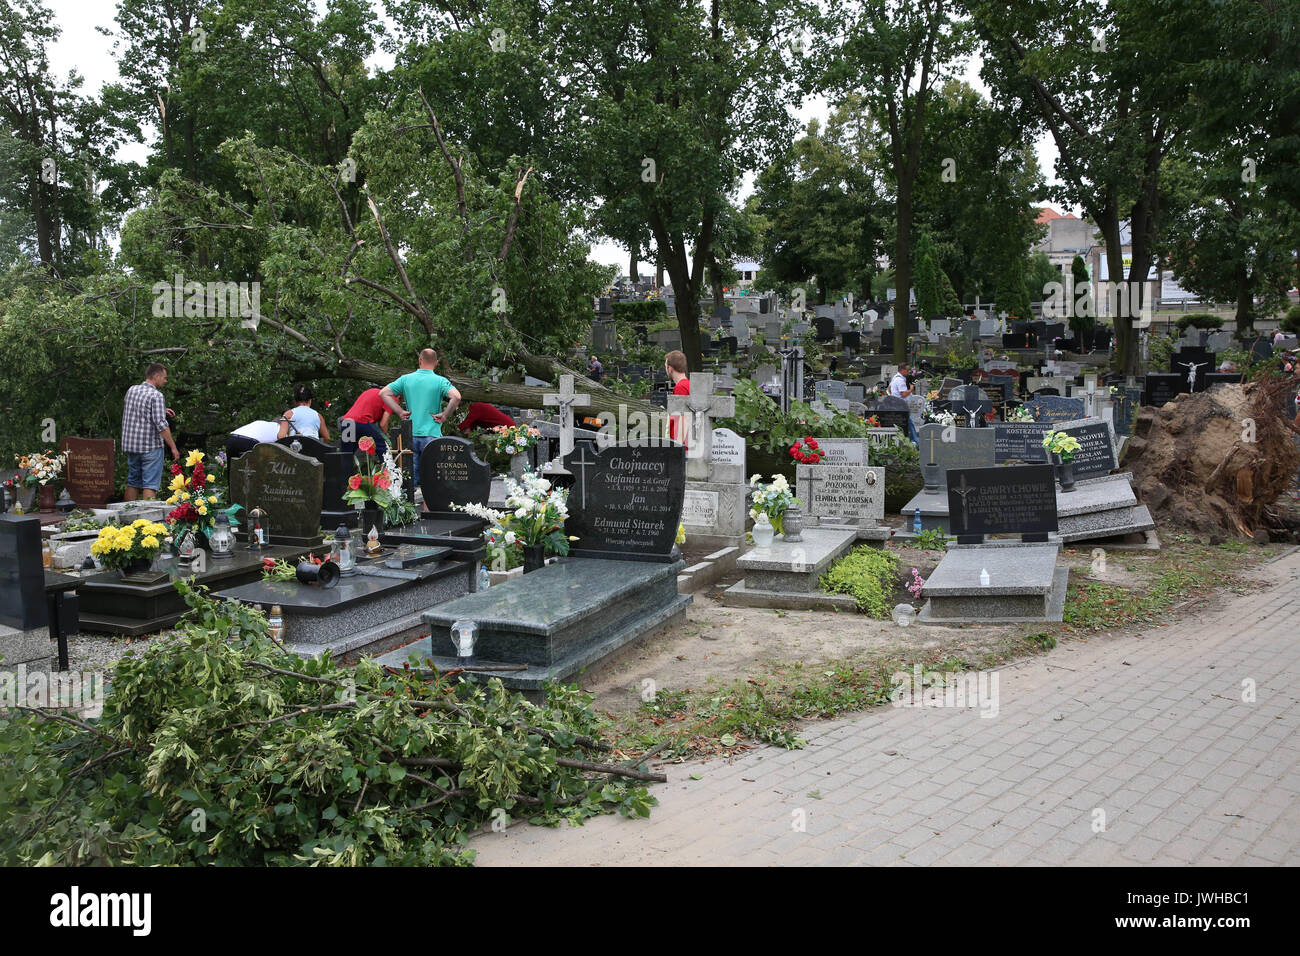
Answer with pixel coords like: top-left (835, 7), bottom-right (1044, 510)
top-left (1034, 206), bottom-right (1077, 224)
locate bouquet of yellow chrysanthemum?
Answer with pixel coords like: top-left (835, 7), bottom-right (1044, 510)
top-left (164, 450), bottom-right (226, 546)
top-left (90, 519), bottom-right (169, 572)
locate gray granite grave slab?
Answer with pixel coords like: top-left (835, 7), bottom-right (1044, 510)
top-left (722, 528), bottom-right (858, 609)
top-left (919, 542), bottom-right (1067, 623)
top-left (388, 557), bottom-right (691, 692)
top-left (681, 480), bottom-right (747, 549)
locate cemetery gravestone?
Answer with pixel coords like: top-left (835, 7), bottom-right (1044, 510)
top-left (796, 464), bottom-right (886, 529)
top-left (710, 427), bottom-right (746, 484)
top-left (1143, 373), bottom-right (1183, 407)
top-left (993, 422), bottom-right (1055, 463)
top-left (419, 436), bottom-right (491, 515)
top-left (946, 465), bottom-right (1058, 540)
top-left (230, 443), bottom-right (325, 546)
top-left (949, 385), bottom-right (993, 426)
top-left (0, 514), bottom-right (47, 631)
top-left (564, 442), bottom-right (686, 561)
top-left (1054, 418), bottom-right (1118, 480)
top-left (667, 372), bottom-right (735, 482)
top-left (916, 424), bottom-right (996, 488)
top-left (1027, 395), bottom-right (1086, 424)
top-left (59, 437), bottom-right (115, 508)
top-left (816, 438), bottom-right (871, 466)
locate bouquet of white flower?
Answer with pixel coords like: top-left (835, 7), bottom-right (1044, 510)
top-left (748, 474), bottom-right (800, 535)
top-left (456, 472), bottom-right (575, 570)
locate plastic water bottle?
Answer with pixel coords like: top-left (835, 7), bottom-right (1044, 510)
top-left (912, 508), bottom-right (922, 534)
top-left (478, 565), bottom-right (491, 591)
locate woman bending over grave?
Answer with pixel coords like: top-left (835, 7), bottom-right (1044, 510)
top-left (276, 385), bottom-right (331, 442)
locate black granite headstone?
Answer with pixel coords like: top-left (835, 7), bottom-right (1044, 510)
top-left (814, 317), bottom-right (836, 342)
top-left (841, 330), bottom-right (861, 351)
top-left (1055, 418), bottom-right (1118, 480)
top-left (993, 422), bottom-right (1055, 463)
top-left (950, 385), bottom-right (992, 426)
top-left (0, 514), bottom-right (47, 630)
top-left (880, 328), bottom-right (894, 351)
top-left (870, 395), bottom-right (912, 430)
top-left (230, 443), bottom-right (325, 545)
top-left (564, 441), bottom-right (685, 562)
top-left (947, 465), bottom-right (1058, 538)
top-left (1027, 395), bottom-right (1086, 424)
top-left (1144, 373), bottom-right (1183, 407)
top-left (1204, 372), bottom-right (1244, 388)
top-left (419, 437), bottom-right (491, 514)
top-left (1250, 339), bottom-right (1274, 363)
top-left (1170, 348), bottom-right (1215, 375)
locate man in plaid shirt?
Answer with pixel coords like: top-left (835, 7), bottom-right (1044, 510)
top-left (121, 363), bottom-right (179, 500)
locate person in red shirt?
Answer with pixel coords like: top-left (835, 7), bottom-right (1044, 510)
top-left (666, 350), bottom-right (690, 443)
top-left (457, 402), bottom-right (516, 433)
top-left (339, 387), bottom-right (393, 455)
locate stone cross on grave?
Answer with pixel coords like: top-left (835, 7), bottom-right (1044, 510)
top-left (567, 441), bottom-right (600, 511)
top-left (543, 374), bottom-right (591, 465)
top-left (1178, 360), bottom-right (1209, 393)
top-left (668, 372), bottom-right (735, 480)
top-left (921, 427), bottom-right (945, 465)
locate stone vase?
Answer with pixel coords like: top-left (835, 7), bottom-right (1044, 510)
top-left (122, 557), bottom-right (152, 577)
top-left (362, 502), bottom-right (385, 534)
top-left (1055, 456), bottom-right (1076, 492)
top-left (921, 461), bottom-right (942, 493)
top-left (38, 485), bottom-right (57, 513)
top-left (523, 544), bottom-right (547, 573)
top-left (782, 505), bottom-right (804, 542)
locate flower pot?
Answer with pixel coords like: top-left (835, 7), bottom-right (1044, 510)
top-left (1056, 458), bottom-right (1076, 492)
top-left (15, 486), bottom-right (35, 512)
top-left (523, 544), bottom-right (547, 573)
top-left (921, 461), bottom-right (942, 494)
top-left (38, 485), bottom-right (56, 513)
top-left (362, 502), bottom-right (385, 534)
top-left (122, 557), bottom-right (152, 577)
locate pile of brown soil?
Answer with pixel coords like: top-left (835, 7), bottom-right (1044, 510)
top-left (1123, 380), bottom-right (1299, 537)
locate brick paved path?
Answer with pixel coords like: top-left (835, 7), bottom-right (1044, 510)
top-left (471, 550), bottom-right (1300, 866)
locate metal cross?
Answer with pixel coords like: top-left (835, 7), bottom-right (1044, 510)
top-left (951, 472), bottom-right (976, 534)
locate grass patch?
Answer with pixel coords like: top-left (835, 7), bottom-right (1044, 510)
top-left (610, 631), bottom-right (1058, 760)
top-left (819, 546), bottom-right (899, 616)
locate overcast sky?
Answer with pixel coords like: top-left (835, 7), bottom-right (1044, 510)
top-left (44, 0), bottom-right (1063, 272)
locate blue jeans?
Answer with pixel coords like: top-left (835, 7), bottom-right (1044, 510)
top-left (127, 448), bottom-right (165, 491)
top-left (340, 420), bottom-right (387, 458)
top-left (411, 436), bottom-right (434, 488)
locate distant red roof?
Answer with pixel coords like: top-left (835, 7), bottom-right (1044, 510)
top-left (1035, 206), bottom-right (1078, 224)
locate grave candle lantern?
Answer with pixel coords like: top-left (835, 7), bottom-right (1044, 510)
top-left (247, 506), bottom-right (269, 550)
top-left (334, 523), bottom-right (356, 575)
top-left (210, 512), bottom-right (234, 558)
top-left (449, 620), bottom-right (477, 665)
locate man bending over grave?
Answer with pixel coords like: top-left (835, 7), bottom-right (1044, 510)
top-left (457, 402), bottom-right (515, 433)
top-left (339, 387), bottom-right (393, 456)
top-left (381, 348), bottom-right (461, 481)
top-left (121, 362), bottom-right (180, 501)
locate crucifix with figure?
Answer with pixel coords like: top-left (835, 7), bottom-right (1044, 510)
top-left (950, 471), bottom-right (977, 537)
top-left (668, 372), bottom-right (735, 481)
top-left (543, 374), bottom-right (590, 468)
top-left (1177, 360), bottom-right (1209, 393)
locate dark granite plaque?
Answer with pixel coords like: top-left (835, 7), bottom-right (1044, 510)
top-left (1143, 373), bottom-right (1183, 407)
top-left (230, 443), bottom-right (324, 543)
top-left (950, 385), bottom-right (992, 425)
top-left (947, 465), bottom-right (1058, 536)
top-left (993, 422), bottom-right (1055, 463)
top-left (982, 383), bottom-right (1006, 406)
top-left (936, 377), bottom-right (964, 401)
top-left (564, 441), bottom-right (685, 561)
top-left (279, 435), bottom-right (352, 514)
top-left (1055, 417), bottom-right (1118, 480)
top-left (0, 515), bottom-right (49, 630)
top-left (814, 317), bottom-right (836, 342)
top-left (1203, 372), bottom-right (1243, 388)
top-left (916, 424), bottom-right (996, 487)
top-left (1027, 395), bottom-right (1086, 424)
top-left (59, 437), bottom-right (115, 507)
top-left (869, 395), bottom-right (912, 430)
top-left (418, 437), bottom-right (490, 513)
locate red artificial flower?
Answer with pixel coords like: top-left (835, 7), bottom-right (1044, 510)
top-left (171, 463), bottom-right (182, 475)
top-left (348, 474), bottom-right (363, 490)
top-left (358, 437), bottom-right (376, 454)
top-left (374, 474), bottom-right (392, 490)
top-left (806, 438), bottom-right (819, 449)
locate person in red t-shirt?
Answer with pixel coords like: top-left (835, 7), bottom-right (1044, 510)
top-left (339, 387), bottom-right (393, 455)
top-left (457, 402), bottom-right (516, 433)
top-left (666, 350), bottom-right (690, 444)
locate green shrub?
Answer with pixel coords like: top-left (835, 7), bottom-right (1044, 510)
top-left (914, 528), bottom-right (949, 550)
top-left (1281, 305), bottom-right (1300, 335)
top-left (873, 438), bottom-right (923, 512)
top-left (610, 300), bottom-right (668, 326)
top-left (1175, 312), bottom-right (1224, 331)
top-left (0, 583), bottom-right (653, 866)
top-left (820, 546), bottom-right (900, 617)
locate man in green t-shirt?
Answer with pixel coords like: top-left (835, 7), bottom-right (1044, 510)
top-left (381, 349), bottom-right (462, 483)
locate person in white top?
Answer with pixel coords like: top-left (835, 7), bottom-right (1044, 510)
top-left (889, 364), bottom-right (919, 443)
top-left (226, 420), bottom-right (281, 461)
top-left (277, 385), bottom-right (331, 442)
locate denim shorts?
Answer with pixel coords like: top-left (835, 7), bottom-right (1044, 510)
top-left (127, 448), bottom-right (165, 490)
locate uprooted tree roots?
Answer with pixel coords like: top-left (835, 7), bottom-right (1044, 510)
top-left (1123, 379), bottom-right (1300, 538)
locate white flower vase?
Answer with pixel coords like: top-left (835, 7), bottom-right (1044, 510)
top-left (752, 513), bottom-right (775, 549)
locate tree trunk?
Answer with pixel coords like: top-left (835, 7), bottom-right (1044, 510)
top-left (893, 181), bottom-right (914, 365)
top-left (815, 275), bottom-right (827, 306)
top-left (666, 257), bottom-right (704, 371)
top-left (629, 241), bottom-right (639, 283)
top-left (1234, 261), bottom-right (1254, 332)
